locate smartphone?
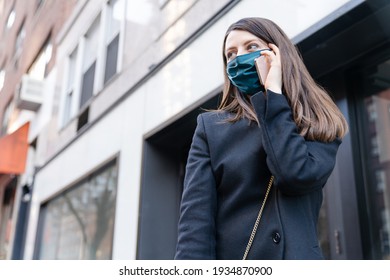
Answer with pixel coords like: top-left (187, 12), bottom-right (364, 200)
top-left (255, 55), bottom-right (269, 85)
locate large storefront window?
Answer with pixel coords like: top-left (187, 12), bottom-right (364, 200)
top-left (360, 58), bottom-right (390, 259)
top-left (35, 161), bottom-right (118, 259)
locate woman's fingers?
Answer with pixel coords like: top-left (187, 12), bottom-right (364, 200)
top-left (269, 43), bottom-right (280, 56)
top-left (259, 44), bottom-right (282, 93)
top-left (260, 44), bottom-right (281, 66)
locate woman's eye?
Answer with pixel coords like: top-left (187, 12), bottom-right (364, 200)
top-left (226, 52), bottom-right (236, 61)
top-left (248, 43), bottom-right (259, 50)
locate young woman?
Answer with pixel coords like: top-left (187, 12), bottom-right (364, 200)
top-left (175, 17), bottom-right (348, 260)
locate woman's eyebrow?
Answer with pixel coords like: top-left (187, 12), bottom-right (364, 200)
top-left (242, 39), bottom-right (260, 45)
top-left (224, 46), bottom-right (235, 54)
top-left (225, 38), bottom-right (262, 53)
top-left (226, 39), bottom-right (260, 49)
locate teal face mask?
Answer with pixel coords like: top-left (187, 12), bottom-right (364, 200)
top-left (226, 50), bottom-right (265, 95)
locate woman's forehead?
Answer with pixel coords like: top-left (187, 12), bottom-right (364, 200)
top-left (225, 30), bottom-right (265, 49)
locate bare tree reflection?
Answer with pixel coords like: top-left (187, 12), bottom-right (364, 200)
top-left (39, 163), bottom-right (117, 259)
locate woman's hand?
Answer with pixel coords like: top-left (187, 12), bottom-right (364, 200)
top-left (256, 43), bottom-right (282, 94)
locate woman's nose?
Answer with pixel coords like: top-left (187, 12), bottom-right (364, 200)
top-left (236, 48), bottom-right (249, 57)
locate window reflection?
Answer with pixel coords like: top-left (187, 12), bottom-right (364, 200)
top-left (362, 59), bottom-right (390, 259)
top-left (123, 0), bottom-right (197, 66)
top-left (37, 161), bottom-right (118, 259)
top-left (6, 8), bottom-right (15, 29)
top-left (0, 68), bottom-right (5, 91)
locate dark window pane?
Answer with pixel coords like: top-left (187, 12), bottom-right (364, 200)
top-left (104, 34), bottom-right (119, 84)
top-left (80, 61), bottom-right (96, 109)
top-left (77, 107), bottom-right (89, 132)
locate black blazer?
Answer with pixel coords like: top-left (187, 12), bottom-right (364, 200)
top-left (175, 90), bottom-right (341, 260)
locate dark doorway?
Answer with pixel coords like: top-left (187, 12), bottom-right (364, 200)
top-left (137, 94), bottom-right (219, 259)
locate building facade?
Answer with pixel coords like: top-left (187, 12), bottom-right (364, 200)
top-left (0, 0), bottom-right (77, 259)
top-left (1, 0), bottom-right (389, 260)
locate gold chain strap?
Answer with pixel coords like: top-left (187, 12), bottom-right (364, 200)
top-left (242, 175), bottom-right (274, 260)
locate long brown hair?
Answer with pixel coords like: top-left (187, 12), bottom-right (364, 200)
top-left (219, 17), bottom-right (348, 142)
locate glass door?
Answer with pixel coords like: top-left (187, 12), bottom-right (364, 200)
top-left (356, 57), bottom-right (390, 259)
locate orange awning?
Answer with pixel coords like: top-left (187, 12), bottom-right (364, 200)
top-left (0, 122), bottom-right (30, 174)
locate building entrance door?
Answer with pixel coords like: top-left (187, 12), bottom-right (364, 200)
top-left (350, 52), bottom-right (390, 259)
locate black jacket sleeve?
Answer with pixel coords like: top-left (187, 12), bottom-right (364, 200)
top-left (175, 114), bottom-right (217, 259)
top-left (250, 90), bottom-right (341, 196)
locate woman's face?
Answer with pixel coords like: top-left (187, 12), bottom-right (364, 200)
top-left (224, 30), bottom-right (268, 63)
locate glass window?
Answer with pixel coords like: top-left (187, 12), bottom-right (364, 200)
top-left (66, 48), bottom-right (78, 93)
top-left (63, 47), bottom-right (78, 125)
top-left (28, 37), bottom-right (52, 79)
top-left (83, 17), bottom-right (100, 73)
top-left (35, 160), bottom-right (118, 259)
top-left (1, 100), bottom-right (13, 136)
top-left (104, 0), bottom-right (123, 83)
top-left (104, 34), bottom-right (119, 84)
top-left (13, 20), bottom-right (26, 69)
top-left (80, 61), bottom-right (96, 109)
top-left (6, 8), bottom-right (15, 29)
top-left (63, 92), bottom-right (73, 126)
top-left (105, 0), bottom-right (122, 45)
top-left (123, 0), bottom-right (208, 68)
top-left (15, 21), bottom-right (26, 55)
top-left (0, 68), bottom-right (5, 91)
top-left (360, 58), bottom-right (390, 260)
top-left (80, 16), bottom-right (100, 108)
